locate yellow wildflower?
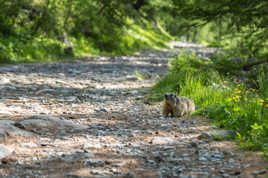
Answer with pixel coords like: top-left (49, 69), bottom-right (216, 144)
top-left (232, 96), bottom-right (239, 102)
top-left (266, 98), bottom-right (268, 100)
top-left (235, 90), bottom-right (242, 94)
top-left (266, 104), bottom-right (268, 107)
top-left (246, 91), bottom-right (249, 94)
top-left (260, 99), bottom-right (264, 103)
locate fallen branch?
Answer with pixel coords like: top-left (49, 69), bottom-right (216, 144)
top-left (242, 59), bottom-right (268, 71)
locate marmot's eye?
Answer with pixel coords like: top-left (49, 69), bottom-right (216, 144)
top-left (165, 93), bottom-right (173, 98)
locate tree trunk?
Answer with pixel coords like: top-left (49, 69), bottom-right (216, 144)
top-left (133, 0), bottom-right (146, 10)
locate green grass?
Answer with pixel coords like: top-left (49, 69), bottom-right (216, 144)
top-left (148, 53), bottom-right (228, 103)
top-left (0, 35), bottom-right (66, 64)
top-left (202, 86), bottom-right (268, 151)
top-left (148, 53), bottom-right (268, 155)
top-left (0, 20), bottom-right (171, 64)
top-left (212, 135), bottom-right (235, 141)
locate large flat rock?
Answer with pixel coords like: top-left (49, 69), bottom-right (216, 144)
top-left (15, 115), bottom-right (88, 134)
top-left (198, 130), bottom-right (236, 139)
top-left (0, 120), bottom-right (35, 142)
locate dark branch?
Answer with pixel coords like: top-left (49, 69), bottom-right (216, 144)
top-left (133, 0), bottom-right (146, 10)
top-left (242, 59), bottom-right (268, 71)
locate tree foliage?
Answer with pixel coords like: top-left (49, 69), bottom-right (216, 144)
top-left (166, 0), bottom-right (268, 60)
top-left (0, 0), bottom-right (173, 62)
top-left (0, 0), bottom-right (268, 62)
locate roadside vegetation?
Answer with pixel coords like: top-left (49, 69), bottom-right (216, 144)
top-left (145, 0), bottom-right (268, 156)
top-left (0, 22), bottom-right (170, 64)
top-left (147, 53), bottom-right (268, 156)
top-left (0, 0), bottom-right (172, 64)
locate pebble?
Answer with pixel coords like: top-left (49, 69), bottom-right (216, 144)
top-left (0, 144), bottom-right (14, 159)
top-left (223, 150), bottom-right (233, 156)
top-left (90, 170), bottom-right (99, 175)
top-left (122, 172), bottom-right (136, 178)
top-left (65, 174), bottom-right (81, 178)
top-left (189, 141), bottom-right (198, 148)
top-left (84, 159), bottom-right (105, 167)
top-left (21, 142), bottom-right (38, 148)
top-left (0, 131), bottom-right (7, 143)
top-left (60, 152), bottom-right (95, 162)
top-left (222, 173), bottom-right (230, 177)
top-left (252, 169), bottom-right (266, 175)
top-left (152, 137), bottom-right (177, 144)
top-left (125, 76), bottom-right (138, 81)
top-left (198, 130), bottom-right (236, 140)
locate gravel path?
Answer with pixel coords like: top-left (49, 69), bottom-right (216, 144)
top-left (0, 44), bottom-right (267, 178)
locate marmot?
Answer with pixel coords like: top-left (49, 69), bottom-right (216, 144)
top-left (162, 93), bottom-right (195, 117)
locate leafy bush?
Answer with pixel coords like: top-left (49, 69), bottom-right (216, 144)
top-left (0, 20), bottom-right (171, 64)
top-left (148, 53), bottom-right (226, 102)
top-left (0, 0), bottom-right (173, 63)
top-left (0, 36), bottom-right (69, 64)
top-left (201, 85), bottom-right (268, 151)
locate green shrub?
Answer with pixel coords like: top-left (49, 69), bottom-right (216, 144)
top-left (201, 85), bottom-right (268, 151)
top-left (148, 53), bottom-right (226, 102)
top-left (0, 36), bottom-right (70, 64)
top-left (0, 19), bottom-right (171, 64)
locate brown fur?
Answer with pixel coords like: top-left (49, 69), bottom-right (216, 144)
top-left (162, 93), bottom-right (195, 117)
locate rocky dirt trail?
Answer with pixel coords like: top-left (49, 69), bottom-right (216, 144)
top-left (0, 43), bottom-right (267, 178)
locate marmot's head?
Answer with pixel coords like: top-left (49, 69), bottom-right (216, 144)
top-left (164, 93), bottom-right (178, 105)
